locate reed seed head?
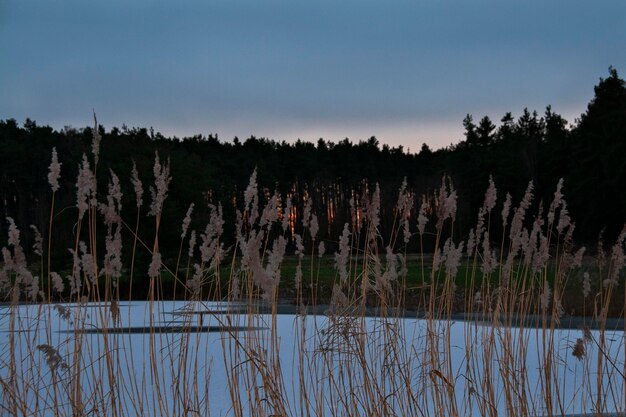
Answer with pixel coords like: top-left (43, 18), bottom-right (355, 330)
top-left (148, 251), bottom-right (162, 277)
top-left (188, 230), bottom-right (196, 258)
top-left (148, 151), bottom-right (171, 217)
top-left (48, 147), bottom-right (61, 192)
top-left (91, 112), bottom-right (101, 166)
top-left (572, 338), bottom-right (585, 360)
top-left (181, 203), bottom-right (194, 239)
top-left (417, 199), bottom-right (429, 236)
top-left (334, 223), bottom-right (351, 284)
top-left (309, 214), bottom-right (319, 242)
top-left (547, 178), bottom-right (564, 225)
top-left (50, 271), bottom-right (64, 293)
top-left (30, 225), bottom-right (43, 257)
top-left (76, 154), bottom-right (94, 221)
top-left (318, 241), bottom-right (326, 258)
top-left (484, 175), bottom-right (497, 213)
top-left (37, 344), bottom-right (68, 372)
top-left (131, 160), bottom-right (144, 209)
top-left (501, 192), bottom-right (512, 229)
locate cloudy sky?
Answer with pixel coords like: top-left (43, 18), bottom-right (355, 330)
top-left (1, 0), bottom-right (625, 150)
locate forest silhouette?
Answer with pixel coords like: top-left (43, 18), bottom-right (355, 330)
top-left (0, 68), bottom-right (624, 297)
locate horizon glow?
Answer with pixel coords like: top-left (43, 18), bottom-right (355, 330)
top-left (0, 0), bottom-right (624, 150)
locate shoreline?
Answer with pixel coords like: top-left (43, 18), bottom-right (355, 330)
top-left (3, 300), bottom-right (622, 332)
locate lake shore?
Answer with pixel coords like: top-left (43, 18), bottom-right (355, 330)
top-left (2, 299), bottom-right (623, 332)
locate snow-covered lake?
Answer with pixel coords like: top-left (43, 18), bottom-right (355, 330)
top-left (1, 301), bottom-right (624, 417)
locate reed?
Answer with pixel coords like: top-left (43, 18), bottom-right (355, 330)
top-left (0, 133), bottom-right (624, 417)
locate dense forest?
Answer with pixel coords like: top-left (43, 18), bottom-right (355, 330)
top-left (1, 68), bottom-right (625, 281)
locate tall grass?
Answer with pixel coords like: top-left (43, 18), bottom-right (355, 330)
top-left (0, 130), bottom-right (625, 416)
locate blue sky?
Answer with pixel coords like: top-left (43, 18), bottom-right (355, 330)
top-left (1, 0), bottom-right (625, 150)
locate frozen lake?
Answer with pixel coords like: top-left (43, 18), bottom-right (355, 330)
top-left (1, 300), bottom-right (624, 417)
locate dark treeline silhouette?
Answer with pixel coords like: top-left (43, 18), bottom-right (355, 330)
top-left (1, 68), bottom-right (625, 286)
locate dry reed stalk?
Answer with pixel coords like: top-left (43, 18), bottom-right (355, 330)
top-left (3, 139), bottom-right (626, 417)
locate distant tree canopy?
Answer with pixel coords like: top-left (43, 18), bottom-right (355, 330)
top-left (0, 68), bottom-right (624, 274)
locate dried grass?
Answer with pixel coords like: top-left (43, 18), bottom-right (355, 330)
top-left (0, 141), bottom-right (625, 417)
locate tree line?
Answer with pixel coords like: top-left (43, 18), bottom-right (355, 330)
top-left (0, 68), bottom-right (624, 278)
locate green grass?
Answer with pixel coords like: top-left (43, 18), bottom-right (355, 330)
top-left (151, 254), bottom-right (612, 318)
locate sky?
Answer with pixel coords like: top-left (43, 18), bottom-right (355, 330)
top-left (1, 0), bottom-right (625, 150)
